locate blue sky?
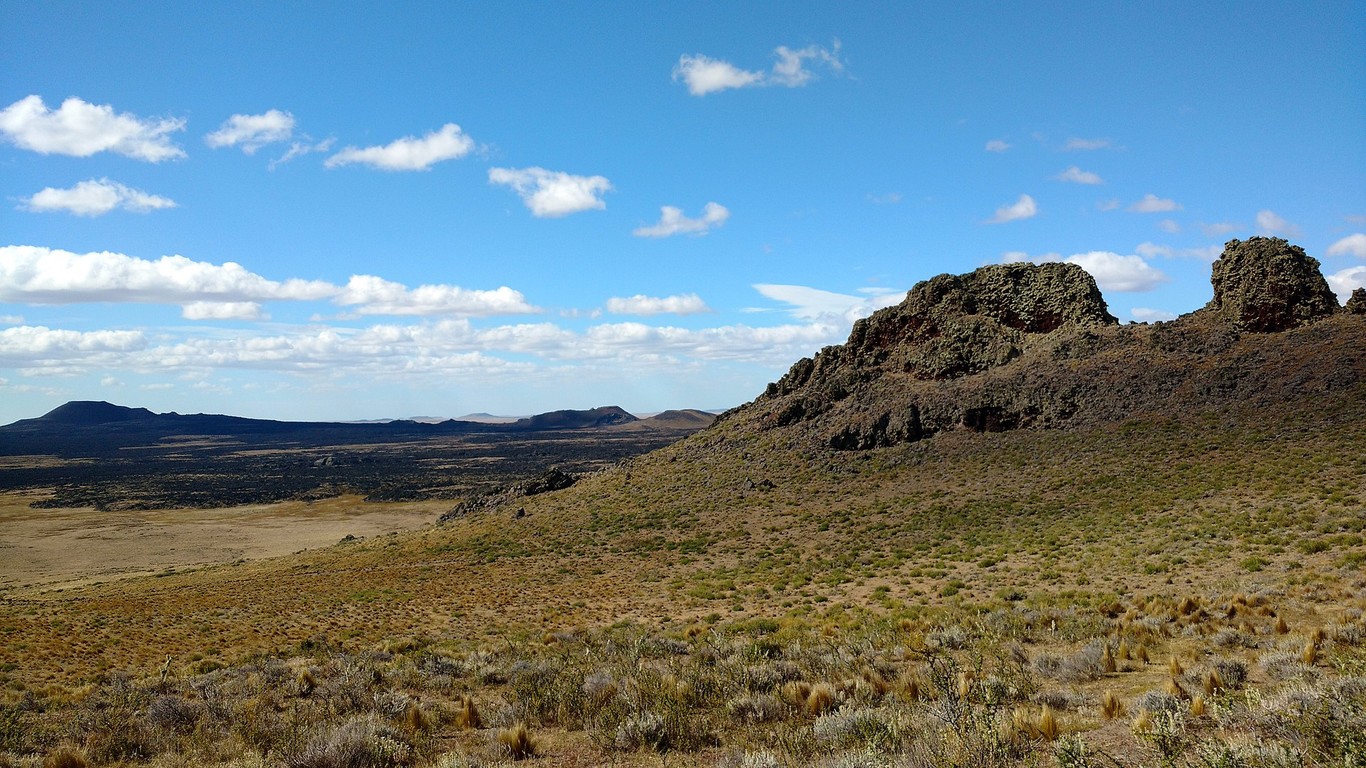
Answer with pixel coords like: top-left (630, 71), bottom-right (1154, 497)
top-left (2, 2), bottom-right (1363, 422)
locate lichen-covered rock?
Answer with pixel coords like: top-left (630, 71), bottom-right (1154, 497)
top-left (1205, 237), bottom-right (1339, 332)
top-left (838, 261), bottom-right (1117, 381)
top-left (1346, 287), bottom-right (1366, 315)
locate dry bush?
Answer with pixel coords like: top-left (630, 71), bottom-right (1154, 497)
top-left (42, 746), bottom-right (90, 768)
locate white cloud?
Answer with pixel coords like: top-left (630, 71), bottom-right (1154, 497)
top-left (753, 283), bottom-right (902, 323)
top-left (335, 275), bottom-right (538, 316)
top-left (1158, 219), bottom-right (1181, 234)
top-left (1255, 209), bottom-right (1300, 236)
top-left (673, 54), bottom-right (764, 95)
top-left (1129, 194), bottom-right (1182, 213)
top-left (987, 194), bottom-right (1038, 224)
top-left (488, 166), bottom-right (612, 217)
top-left (605, 293), bottom-right (710, 316)
top-left (1097, 199), bottom-right (1121, 212)
top-left (0, 326), bottom-right (146, 365)
top-left (633, 202), bottom-right (729, 237)
top-left (985, 139), bottom-right (1010, 152)
top-left (0, 95), bottom-right (185, 161)
top-left (1055, 166), bottom-right (1103, 184)
top-left (20, 178), bottom-right (176, 216)
top-left (1327, 266), bottom-right (1366, 302)
top-left (269, 137), bottom-right (334, 170)
top-left (0, 315), bottom-right (22, 324)
top-left (0, 246), bottom-right (542, 320)
top-left (1327, 233), bottom-right (1366, 258)
top-left (673, 41), bottom-right (843, 96)
top-left (181, 301), bottom-right (266, 321)
top-left (1130, 307), bottom-right (1177, 322)
top-left (205, 109), bottom-right (295, 153)
top-left (0, 246), bottom-right (335, 305)
top-left (769, 41), bottom-right (844, 87)
top-left (1136, 242), bottom-right (1220, 262)
top-left (1065, 137), bottom-right (1112, 151)
top-left (1201, 221), bottom-right (1240, 237)
top-left (1064, 251), bottom-right (1169, 292)
top-left (325, 124), bottom-right (474, 171)
top-left (867, 192), bottom-right (902, 204)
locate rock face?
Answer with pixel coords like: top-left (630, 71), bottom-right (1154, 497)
top-left (1346, 288), bottom-right (1366, 316)
top-left (1205, 237), bottom-right (1339, 332)
top-left (739, 239), bottom-right (1360, 452)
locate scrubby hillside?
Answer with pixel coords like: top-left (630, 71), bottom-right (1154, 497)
top-left (2, 238), bottom-right (1363, 767)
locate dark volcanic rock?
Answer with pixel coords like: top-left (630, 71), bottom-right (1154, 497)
top-left (438, 467), bottom-right (579, 523)
top-left (742, 240), bottom-right (1361, 453)
top-left (1346, 288), bottom-right (1366, 315)
top-left (1205, 237), bottom-right (1339, 332)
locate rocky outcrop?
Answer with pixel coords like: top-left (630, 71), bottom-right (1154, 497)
top-left (438, 467), bottom-right (578, 523)
top-left (1204, 237), bottom-right (1339, 332)
top-left (1346, 288), bottom-right (1366, 316)
top-left (744, 239), bottom-right (1359, 453)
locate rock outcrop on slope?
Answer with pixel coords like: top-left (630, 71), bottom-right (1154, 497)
top-left (739, 237), bottom-right (1360, 451)
top-left (1204, 237), bottom-right (1340, 332)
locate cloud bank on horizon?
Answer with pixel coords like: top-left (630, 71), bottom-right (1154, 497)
top-left (0, 3), bottom-right (1363, 422)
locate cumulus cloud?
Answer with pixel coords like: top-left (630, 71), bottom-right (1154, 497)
top-left (987, 194), bottom-right (1038, 224)
top-left (181, 301), bottom-right (266, 321)
top-left (605, 293), bottom-right (710, 316)
top-left (488, 166), bottom-right (612, 217)
top-left (1158, 219), bottom-right (1181, 234)
top-left (205, 109), bottom-right (295, 153)
top-left (673, 41), bottom-right (843, 95)
top-left (1006, 249), bottom-right (1168, 292)
top-left (325, 124), bottom-right (474, 171)
top-left (0, 246), bottom-right (543, 320)
top-left (1327, 233), bottom-right (1366, 258)
top-left (1055, 166), bottom-right (1103, 184)
top-left (633, 202), bottom-right (729, 237)
top-left (985, 139), bottom-right (1010, 152)
top-left (1065, 137), bottom-right (1112, 151)
top-left (1064, 251), bottom-right (1169, 292)
top-left (335, 275), bottom-right (538, 316)
top-left (1255, 209), bottom-right (1300, 236)
top-left (1129, 194), bottom-right (1182, 213)
top-left (0, 246), bottom-right (334, 306)
top-left (0, 95), bottom-right (185, 161)
top-left (1327, 266), bottom-right (1366, 302)
top-left (20, 178), bottom-right (176, 216)
top-left (0, 326), bottom-right (146, 367)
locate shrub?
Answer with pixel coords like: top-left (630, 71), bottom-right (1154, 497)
top-left (287, 717), bottom-right (414, 768)
top-left (42, 747), bottom-right (90, 768)
top-left (614, 711), bottom-right (667, 752)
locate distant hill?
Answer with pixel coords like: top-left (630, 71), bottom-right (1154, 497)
top-left (608, 409), bottom-right (717, 431)
top-left (508, 405), bottom-right (638, 431)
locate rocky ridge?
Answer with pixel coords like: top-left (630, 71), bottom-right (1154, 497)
top-left (738, 237), bottom-right (1363, 450)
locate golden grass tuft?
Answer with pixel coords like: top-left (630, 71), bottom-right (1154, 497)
top-left (1204, 669), bottom-right (1224, 697)
top-left (1168, 656), bottom-right (1183, 676)
top-left (497, 722), bottom-right (538, 760)
top-left (1117, 639), bottom-right (1130, 660)
top-left (1101, 690), bottom-right (1123, 720)
top-left (899, 670), bottom-right (922, 701)
top-left (1275, 615), bottom-right (1290, 634)
top-left (1190, 695), bottom-right (1207, 717)
top-left (1310, 627), bottom-right (1326, 644)
top-left (806, 682), bottom-right (836, 715)
top-left (861, 666), bottom-right (892, 697)
top-left (1134, 643), bottom-right (1149, 664)
top-left (1302, 640), bottom-right (1318, 666)
top-left (1010, 706), bottom-right (1040, 741)
top-left (404, 701), bottom-right (431, 733)
top-left (781, 680), bottom-right (812, 707)
top-left (1038, 705), bottom-right (1060, 741)
top-left (1165, 677), bottom-right (1188, 700)
top-left (958, 670), bottom-right (976, 701)
top-left (1101, 643), bottom-right (1117, 674)
top-left (42, 746), bottom-right (89, 768)
top-left (455, 694), bottom-right (482, 730)
top-left (1132, 709), bottom-right (1153, 734)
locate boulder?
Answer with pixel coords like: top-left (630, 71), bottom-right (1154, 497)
top-left (1346, 287), bottom-right (1366, 316)
top-left (1205, 237), bottom-right (1339, 332)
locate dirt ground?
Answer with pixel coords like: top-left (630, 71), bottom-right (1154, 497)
top-left (0, 491), bottom-right (445, 592)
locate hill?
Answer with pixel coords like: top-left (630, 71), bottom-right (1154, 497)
top-left (1, 238), bottom-right (1363, 766)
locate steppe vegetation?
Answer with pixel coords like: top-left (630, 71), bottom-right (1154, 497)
top-left (1, 242), bottom-right (1363, 765)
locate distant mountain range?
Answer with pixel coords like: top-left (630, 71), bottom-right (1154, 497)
top-left (0, 400), bottom-right (716, 457)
